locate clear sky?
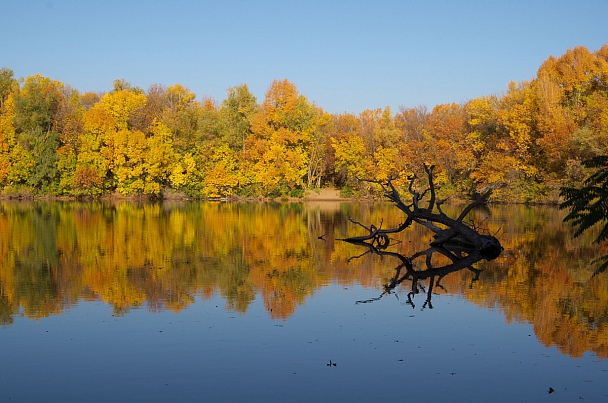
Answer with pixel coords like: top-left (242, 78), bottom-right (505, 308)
top-left (2, 0), bottom-right (607, 114)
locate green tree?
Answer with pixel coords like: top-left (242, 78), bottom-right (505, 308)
top-left (11, 74), bottom-right (63, 192)
top-left (27, 129), bottom-right (59, 191)
top-left (161, 84), bottom-right (201, 154)
top-left (218, 84), bottom-right (257, 152)
top-left (13, 74), bottom-right (61, 134)
top-left (111, 78), bottom-right (144, 95)
top-left (0, 67), bottom-right (18, 110)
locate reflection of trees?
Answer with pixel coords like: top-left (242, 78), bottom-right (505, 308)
top-left (1, 200), bottom-right (608, 359)
top-left (464, 214), bottom-right (608, 358)
top-left (0, 201), bottom-right (346, 322)
top-left (338, 167), bottom-right (608, 359)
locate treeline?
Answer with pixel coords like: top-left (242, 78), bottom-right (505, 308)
top-left (0, 45), bottom-right (607, 201)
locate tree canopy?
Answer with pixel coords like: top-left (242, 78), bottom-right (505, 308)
top-left (0, 44), bottom-right (607, 201)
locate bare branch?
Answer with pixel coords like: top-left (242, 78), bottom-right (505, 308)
top-left (456, 190), bottom-right (492, 222)
top-left (341, 165), bottom-right (503, 261)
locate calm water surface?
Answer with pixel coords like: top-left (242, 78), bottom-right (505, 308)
top-left (1, 200), bottom-right (607, 402)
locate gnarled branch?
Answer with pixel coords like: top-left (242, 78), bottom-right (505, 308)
top-left (341, 164), bottom-right (503, 261)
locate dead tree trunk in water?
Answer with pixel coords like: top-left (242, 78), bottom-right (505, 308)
top-left (341, 164), bottom-right (503, 261)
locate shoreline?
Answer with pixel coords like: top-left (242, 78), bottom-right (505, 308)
top-left (0, 188), bottom-right (562, 205)
top-left (0, 188), bottom-right (352, 203)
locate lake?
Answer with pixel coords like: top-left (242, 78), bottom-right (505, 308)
top-left (1, 200), bottom-right (607, 402)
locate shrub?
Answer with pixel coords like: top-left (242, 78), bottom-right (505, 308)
top-left (290, 188), bottom-right (305, 198)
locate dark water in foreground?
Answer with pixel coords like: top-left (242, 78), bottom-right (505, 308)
top-left (1, 201), bottom-right (607, 402)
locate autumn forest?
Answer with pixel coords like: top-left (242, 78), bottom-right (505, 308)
top-left (1, 45), bottom-right (607, 201)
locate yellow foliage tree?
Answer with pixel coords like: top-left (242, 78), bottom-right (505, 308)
top-left (143, 121), bottom-right (175, 195)
top-left (169, 153), bottom-right (198, 191)
top-left (200, 143), bottom-right (241, 197)
top-left (114, 129), bottom-right (147, 195)
top-left (244, 79), bottom-right (315, 195)
top-left (99, 89), bottom-right (147, 131)
top-left (0, 93), bottom-right (16, 184)
top-left (332, 133), bottom-right (368, 187)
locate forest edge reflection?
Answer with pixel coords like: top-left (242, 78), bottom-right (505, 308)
top-left (1, 200), bottom-right (607, 359)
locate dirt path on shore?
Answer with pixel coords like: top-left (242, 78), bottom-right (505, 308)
top-left (304, 188), bottom-right (342, 200)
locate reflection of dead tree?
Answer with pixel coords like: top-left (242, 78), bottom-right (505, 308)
top-left (342, 164), bottom-right (502, 308)
top-left (352, 241), bottom-right (481, 308)
top-left (340, 164), bottom-right (503, 261)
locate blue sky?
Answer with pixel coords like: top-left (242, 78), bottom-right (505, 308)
top-left (2, 0), bottom-right (607, 114)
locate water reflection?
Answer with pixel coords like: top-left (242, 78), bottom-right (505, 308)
top-left (351, 243), bottom-right (482, 310)
top-left (0, 200), bottom-right (607, 359)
